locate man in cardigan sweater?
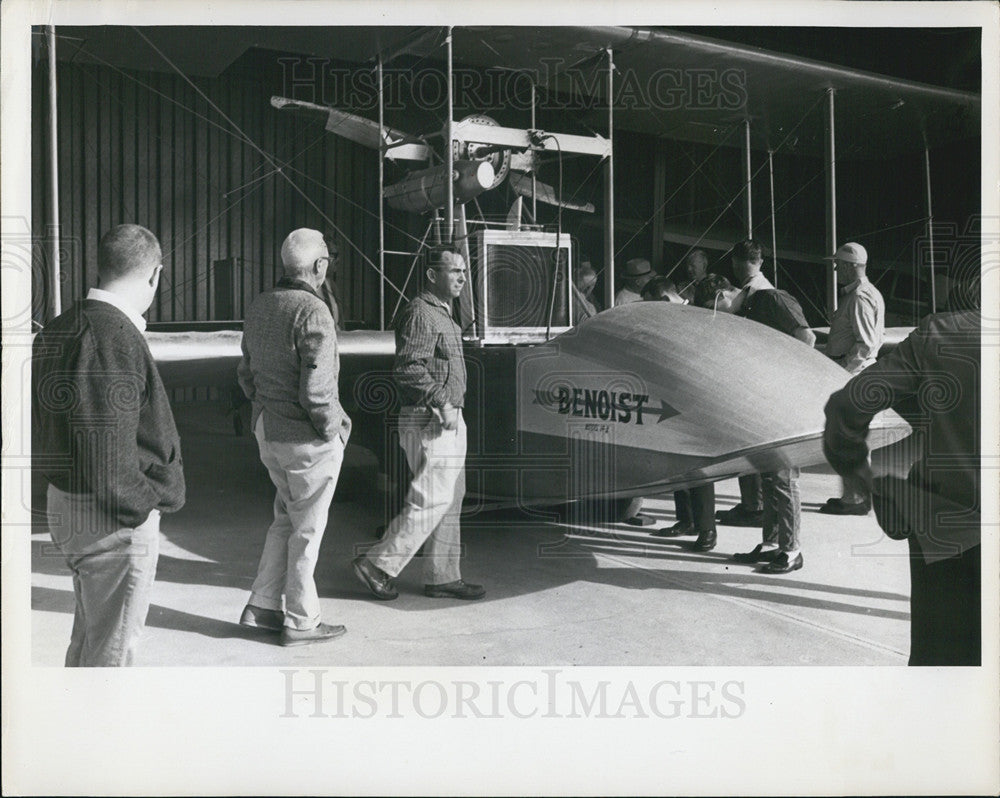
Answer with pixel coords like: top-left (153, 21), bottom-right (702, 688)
top-left (33, 224), bottom-right (185, 666)
top-left (237, 228), bottom-right (352, 647)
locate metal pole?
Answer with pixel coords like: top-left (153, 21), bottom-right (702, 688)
top-left (445, 26), bottom-right (454, 245)
top-left (531, 81), bottom-right (537, 222)
top-left (823, 88), bottom-right (838, 319)
top-left (924, 145), bottom-right (937, 313)
top-left (744, 119), bottom-right (752, 238)
top-left (768, 149), bottom-right (778, 287)
top-left (604, 48), bottom-right (615, 309)
top-left (46, 25), bottom-right (61, 318)
top-left (377, 56), bottom-right (385, 330)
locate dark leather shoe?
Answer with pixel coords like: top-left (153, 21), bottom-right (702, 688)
top-left (731, 544), bottom-right (781, 563)
top-left (716, 505), bottom-right (764, 527)
top-left (818, 498), bottom-right (870, 515)
top-left (280, 622), bottom-right (347, 647)
top-left (651, 521), bottom-right (694, 537)
top-left (239, 604), bottom-right (284, 631)
top-left (424, 580), bottom-right (486, 600)
top-left (760, 551), bottom-right (804, 574)
top-left (353, 556), bottom-right (399, 600)
top-left (690, 529), bottom-right (717, 552)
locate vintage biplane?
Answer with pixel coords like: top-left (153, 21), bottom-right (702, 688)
top-left (38, 25), bottom-right (981, 518)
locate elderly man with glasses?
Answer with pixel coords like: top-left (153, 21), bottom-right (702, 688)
top-left (237, 228), bottom-right (353, 646)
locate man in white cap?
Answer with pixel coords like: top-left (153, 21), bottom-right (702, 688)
top-left (237, 227), bottom-right (352, 646)
top-left (820, 241), bottom-right (885, 516)
top-left (615, 257), bottom-right (654, 305)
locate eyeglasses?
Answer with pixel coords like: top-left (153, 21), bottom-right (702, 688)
top-left (314, 252), bottom-right (339, 270)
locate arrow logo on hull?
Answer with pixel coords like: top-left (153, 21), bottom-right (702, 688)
top-left (533, 386), bottom-right (679, 425)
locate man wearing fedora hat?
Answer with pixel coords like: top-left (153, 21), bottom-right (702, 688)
top-left (615, 257), bottom-right (655, 305)
top-left (820, 241), bottom-right (885, 516)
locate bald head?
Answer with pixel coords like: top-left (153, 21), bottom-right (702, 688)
top-left (280, 228), bottom-right (329, 281)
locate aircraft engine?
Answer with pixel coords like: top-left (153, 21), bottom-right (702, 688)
top-left (384, 159), bottom-right (495, 214)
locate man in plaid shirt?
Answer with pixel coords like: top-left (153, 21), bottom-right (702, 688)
top-left (353, 249), bottom-right (485, 601)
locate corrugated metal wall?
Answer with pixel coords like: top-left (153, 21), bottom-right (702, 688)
top-left (32, 59), bottom-right (381, 327)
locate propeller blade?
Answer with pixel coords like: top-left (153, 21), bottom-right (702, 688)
top-left (270, 96), bottom-right (430, 161)
top-left (506, 196), bottom-right (524, 231)
top-left (509, 172), bottom-right (595, 213)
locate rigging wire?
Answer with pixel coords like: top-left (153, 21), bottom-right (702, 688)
top-left (661, 94), bottom-right (828, 281)
top-left (64, 42), bottom-right (378, 316)
top-left (131, 26), bottom-right (408, 304)
top-left (614, 124), bottom-right (741, 260)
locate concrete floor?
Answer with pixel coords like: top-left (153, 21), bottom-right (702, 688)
top-left (31, 401), bottom-right (911, 666)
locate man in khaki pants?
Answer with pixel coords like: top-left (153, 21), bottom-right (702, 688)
top-left (33, 224), bottom-right (185, 666)
top-left (353, 249), bottom-right (484, 601)
top-left (238, 228), bottom-right (352, 646)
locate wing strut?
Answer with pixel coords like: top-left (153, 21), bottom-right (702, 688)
top-left (377, 55), bottom-right (386, 330)
top-left (768, 150), bottom-right (778, 288)
top-left (45, 25), bottom-right (62, 319)
top-left (924, 144), bottom-right (937, 313)
top-left (603, 47), bottom-right (615, 311)
top-left (823, 88), bottom-right (838, 320)
top-left (743, 120), bottom-right (753, 238)
top-left (445, 26), bottom-right (454, 244)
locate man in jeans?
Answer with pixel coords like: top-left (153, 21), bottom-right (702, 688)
top-left (715, 241), bottom-right (777, 527)
top-left (238, 228), bottom-right (352, 646)
top-left (33, 224), bottom-right (185, 666)
top-left (353, 249), bottom-right (484, 601)
top-left (694, 265), bottom-right (815, 574)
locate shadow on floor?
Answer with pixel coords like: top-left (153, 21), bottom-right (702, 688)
top-left (31, 585), bottom-right (285, 645)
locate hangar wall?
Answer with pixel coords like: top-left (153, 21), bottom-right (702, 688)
top-left (31, 59), bottom-right (381, 327)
